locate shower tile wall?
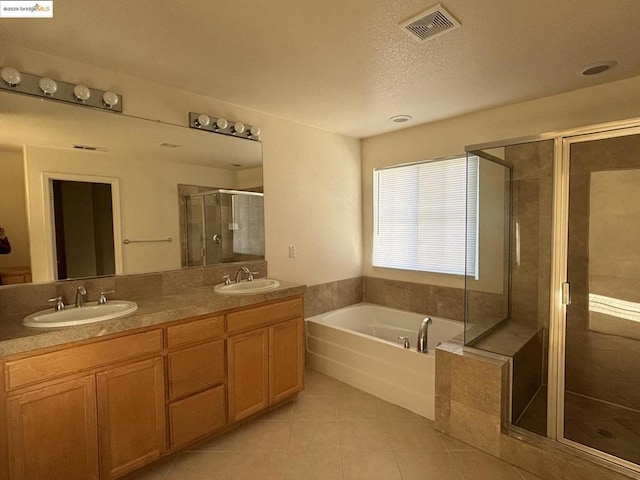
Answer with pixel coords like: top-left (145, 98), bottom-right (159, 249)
top-left (566, 134), bottom-right (640, 410)
top-left (507, 141), bottom-right (553, 432)
top-left (507, 141), bottom-right (553, 330)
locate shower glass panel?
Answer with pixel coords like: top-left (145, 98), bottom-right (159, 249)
top-left (183, 190), bottom-right (265, 267)
top-left (564, 132), bottom-right (640, 465)
top-left (465, 140), bottom-right (554, 437)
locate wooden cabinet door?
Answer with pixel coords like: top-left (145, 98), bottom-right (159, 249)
top-left (269, 317), bottom-right (304, 404)
top-left (97, 357), bottom-right (166, 479)
top-left (7, 375), bottom-right (99, 480)
top-left (227, 328), bottom-right (269, 422)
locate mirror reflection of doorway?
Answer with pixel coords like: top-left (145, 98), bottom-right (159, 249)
top-left (51, 180), bottom-right (116, 280)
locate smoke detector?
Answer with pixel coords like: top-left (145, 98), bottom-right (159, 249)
top-left (400, 3), bottom-right (460, 43)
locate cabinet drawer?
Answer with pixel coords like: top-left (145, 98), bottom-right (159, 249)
top-left (169, 385), bottom-right (226, 449)
top-left (167, 340), bottom-right (224, 400)
top-left (5, 330), bottom-right (163, 391)
top-left (167, 315), bottom-right (224, 348)
top-left (227, 297), bottom-right (303, 335)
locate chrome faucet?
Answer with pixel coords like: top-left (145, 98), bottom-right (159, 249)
top-left (235, 266), bottom-right (250, 283)
top-left (417, 317), bottom-right (432, 353)
top-left (48, 296), bottom-right (65, 311)
top-left (398, 336), bottom-right (410, 349)
top-left (75, 286), bottom-right (87, 308)
top-left (98, 290), bottom-right (115, 305)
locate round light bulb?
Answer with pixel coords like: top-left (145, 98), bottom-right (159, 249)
top-left (249, 126), bottom-right (260, 137)
top-left (73, 85), bottom-right (91, 101)
top-left (215, 117), bottom-right (228, 130)
top-left (232, 122), bottom-right (245, 134)
top-left (197, 113), bottom-right (211, 127)
top-left (39, 77), bottom-right (58, 95)
top-left (1, 67), bottom-right (21, 86)
top-left (102, 91), bottom-right (119, 107)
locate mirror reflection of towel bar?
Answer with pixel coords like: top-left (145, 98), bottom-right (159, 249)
top-left (123, 237), bottom-right (173, 244)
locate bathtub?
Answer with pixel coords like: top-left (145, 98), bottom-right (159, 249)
top-left (305, 302), bottom-right (464, 419)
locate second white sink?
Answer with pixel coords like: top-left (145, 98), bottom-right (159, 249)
top-left (23, 301), bottom-right (138, 328)
top-left (214, 278), bottom-right (280, 295)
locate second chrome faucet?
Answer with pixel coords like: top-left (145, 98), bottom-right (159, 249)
top-left (417, 317), bottom-right (433, 353)
top-left (75, 286), bottom-right (87, 308)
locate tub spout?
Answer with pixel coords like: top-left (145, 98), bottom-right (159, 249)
top-left (417, 317), bottom-right (432, 353)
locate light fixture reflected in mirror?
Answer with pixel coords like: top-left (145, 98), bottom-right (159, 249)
top-left (1, 67), bottom-right (21, 87)
top-left (232, 122), bottom-right (245, 134)
top-left (189, 112), bottom-right (259, 142)
top-left (38, 77), bottom-right (58, 95)
top-left (102, 91), bottom-right (119, 108)
top-left (73, 85), bottom-right (91, 102)
top-left (196, 113), bottom-right (211, 127)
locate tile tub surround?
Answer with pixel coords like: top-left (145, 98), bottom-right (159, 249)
top-left (304, 277), bottom-right (363, 318)
top-left (364, 276), bottom-right (506, 324)
top-left (125, 368), bottom-right (543, 480)
top-left (435, 343), bottom-right (640, 480)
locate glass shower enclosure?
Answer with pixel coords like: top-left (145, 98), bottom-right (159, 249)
top-left (464, 123), bottom-right (640, 473)
top-left (182, 189), bottom-right (264, 267)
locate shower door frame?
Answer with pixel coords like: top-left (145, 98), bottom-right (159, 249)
top-left (547, 121), bottom-right (640, 474)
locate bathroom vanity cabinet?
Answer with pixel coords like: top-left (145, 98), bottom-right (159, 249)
top-left (166, 314), bottom-right (226, 449)
top-left (0, 294), bottom-right (304, 480)
top-left (227, 297), bottom-right (304, 421)
top-left (3, 330), bottom-right (166, 480)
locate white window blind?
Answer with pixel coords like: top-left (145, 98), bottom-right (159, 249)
top-left (373, 155), bottom-right (478, 277)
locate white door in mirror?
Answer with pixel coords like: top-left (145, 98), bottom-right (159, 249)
top-left (23, 301), bottom-right (138, 328)
top-left (214, 278), bottom-right (280, 295)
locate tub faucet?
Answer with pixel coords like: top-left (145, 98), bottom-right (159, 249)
top-left (75, 286), bottom-right (87, 308)
top-left (417, 317), bottom-right (432, 353)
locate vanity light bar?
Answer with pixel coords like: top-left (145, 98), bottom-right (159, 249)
top-left (0, 66), bottom-right (123, 113)
top-left (188, 112), bottom-right (260, 141)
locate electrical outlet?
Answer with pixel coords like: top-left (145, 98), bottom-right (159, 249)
top-left (288, 245), bottom-right (296, 258)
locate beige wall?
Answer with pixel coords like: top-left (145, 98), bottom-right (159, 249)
top-left (1, 41), bottom-right (363, 286)
top-left (362, 74), bottom-right (640, 288)
top-left (0, 148), bottom-right (30, 269)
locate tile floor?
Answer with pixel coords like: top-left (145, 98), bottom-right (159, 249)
top-left (518, 386), bottom-right (640, 466)
top-left (127, 368), bottom-right (543, 480)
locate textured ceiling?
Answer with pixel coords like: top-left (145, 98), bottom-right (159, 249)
top-left (1, 0), bottom-right (639, 138)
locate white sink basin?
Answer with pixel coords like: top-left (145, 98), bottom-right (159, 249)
top-left (214, 278), bottom-right (280, 295)
top-left (23, 301), bottom-right (138, 328)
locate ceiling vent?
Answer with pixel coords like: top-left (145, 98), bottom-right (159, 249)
top-left (72, 144), bottom-right (109, 152)
top-left (400, 3), bottom-right (460, 43)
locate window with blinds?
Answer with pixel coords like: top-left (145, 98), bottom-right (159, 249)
top-left (373, 155), bottom-right (478, 277)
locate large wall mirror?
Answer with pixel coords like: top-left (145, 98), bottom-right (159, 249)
top-left (0, 91), bottom-right (263, 286)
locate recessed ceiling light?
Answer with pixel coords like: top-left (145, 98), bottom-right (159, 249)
top-left (580, 61), bottom-right (617, 76)
top-left (390, 114), bottom-right (412, 123)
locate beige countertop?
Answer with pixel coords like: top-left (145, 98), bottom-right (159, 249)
top-left (0, 280), bottom-right (306, 357)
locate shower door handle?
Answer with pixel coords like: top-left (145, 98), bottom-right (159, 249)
top-left (562, 282), bottom-right (571, 306)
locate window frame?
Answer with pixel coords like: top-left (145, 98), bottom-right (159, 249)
top-left (372, 154), bottom-right (479, 278)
